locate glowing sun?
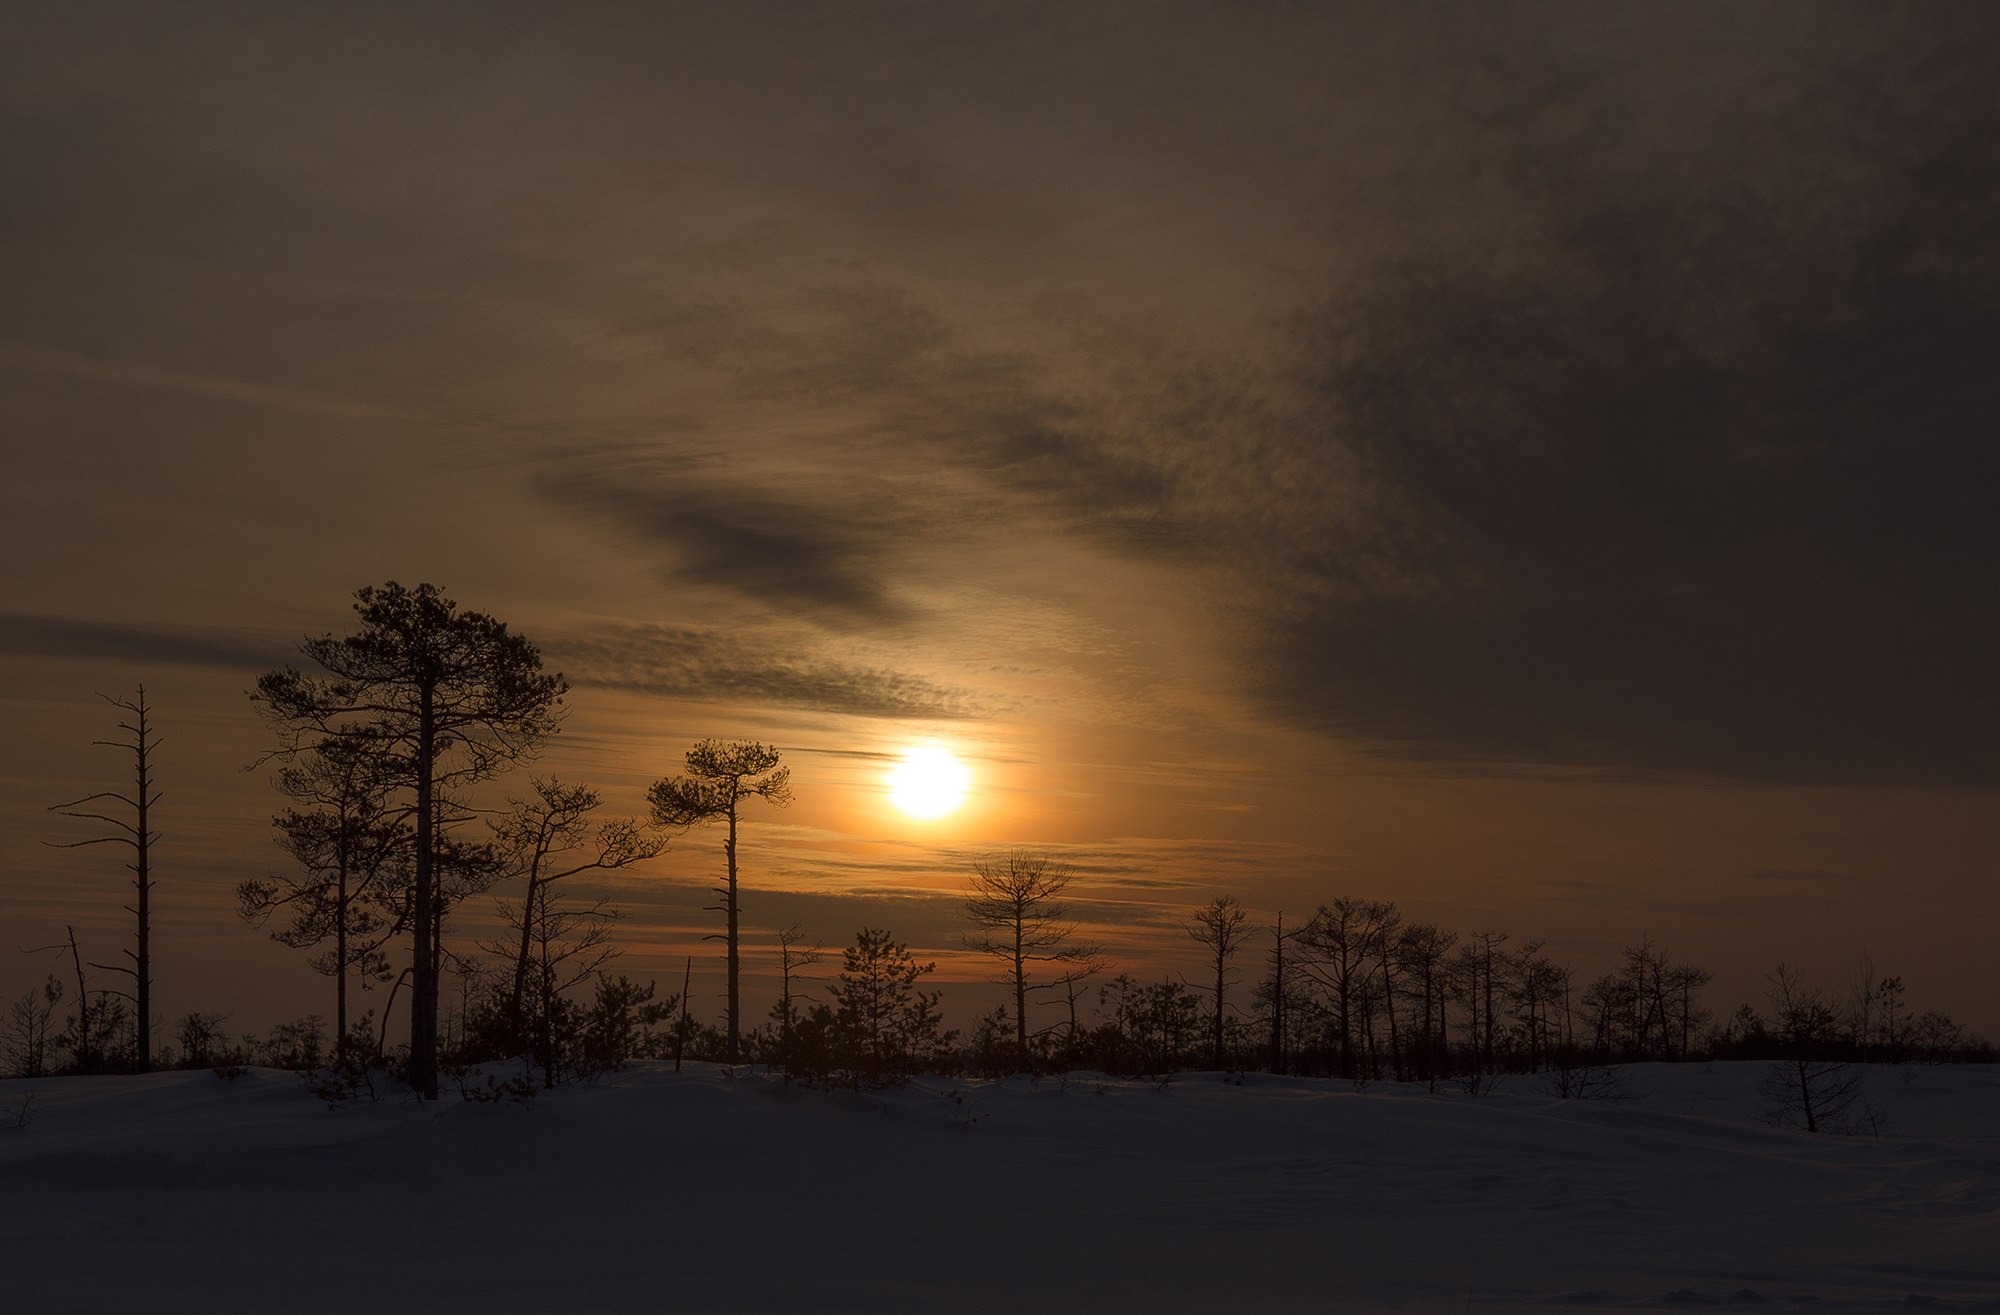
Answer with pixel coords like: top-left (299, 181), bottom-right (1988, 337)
top-left (887, 746), bottom-right (971, 820)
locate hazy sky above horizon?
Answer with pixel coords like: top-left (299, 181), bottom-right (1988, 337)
top-left (3, 2), bottom-right (1995, 1037)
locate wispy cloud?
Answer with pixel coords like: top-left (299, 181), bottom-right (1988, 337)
top-left (549, 623), bottom-right (984, 720)
top-left (0, 341), bottom-right (403, 422)
top-left (0, 613), bottom-right (289, 672)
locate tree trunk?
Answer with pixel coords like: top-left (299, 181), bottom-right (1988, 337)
top-left (509, 876), bottom-right (542, 1041)
top-left (410, 685), bottom-right (438, 1099)
top-left (675, 955), bottom-right (692, 1073)
top-left (1064, 979), bottom-right (1082, 1057)
top-left (335, 827), bottom-right (350, 1067)
top-left (537, 960), bottom-right (556, 1089)
top-left (1336, 962), bottom-right (1353, 1080)
top-left (1268, 915), bottom-right (1284, 1074)
top-left (1013, 918), bottom-right (1028, 1062)
top-left (1380, 956), bottom-right (1400, 1078)
top-left (1481, 941), bottom-right (1498, 1072)
top-left (65, 926), bottom-right (91, 1071)
top-left (725, 806), bottom-right (740, 1061)
top-left (1213, 951), bottom-right (1226, 1069)
top-left (133, 692), bottom-right (153, 1073)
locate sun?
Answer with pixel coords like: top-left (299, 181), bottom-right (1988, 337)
top-left (887, 746), bottom-right (971, 820)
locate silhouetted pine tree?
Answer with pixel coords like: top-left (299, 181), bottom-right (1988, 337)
top-left (254, 583), bottom-right (566, 1099)
top-left (830, 928), bottom-right (952, 1086)
top-left (238, 733), bottom-right (408, 1066)
top-left (647, 741), bottom-right (792, 1062)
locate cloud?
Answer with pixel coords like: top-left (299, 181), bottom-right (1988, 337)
top-left (549, 623), bottom-right (982, 720)
top-left (12, 1), bottom-right (1990, 792)
top-left (1203, 9), bottom-right (2000, 788)
top-left (0, 341), bottom-right (401, 422)
top-left (504, 7), bottom-right (1999, 790)
top-left (538, 473), bottom-right (916, 626)
top-left (0, 613), bottom-right (289, 672)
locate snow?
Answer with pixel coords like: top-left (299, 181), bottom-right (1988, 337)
top-left (3, 1062), bottom-right (1995, 1312)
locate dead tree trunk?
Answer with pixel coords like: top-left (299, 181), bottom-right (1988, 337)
top-left (1186, 896), bottom-right (1249, 1070)
top-left (48, 688), bottom-right (161, 1072)
top-left (674, 955), bottom-right (693, 1074)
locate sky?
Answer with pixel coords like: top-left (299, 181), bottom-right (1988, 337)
top-left (2, 1), bottom-right (1994, 1040)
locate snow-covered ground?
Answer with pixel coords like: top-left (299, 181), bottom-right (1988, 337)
top-left (3, 1062), bottom-right (1994, 1313)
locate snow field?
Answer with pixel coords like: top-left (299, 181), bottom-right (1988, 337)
top-left (2, 1061), bottom-right (1995, 1313)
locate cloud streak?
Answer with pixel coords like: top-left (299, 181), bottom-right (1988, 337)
top-left (550, 623), bottom-right (983, 720)
top-left (0, 613), bottom-right (290, 672)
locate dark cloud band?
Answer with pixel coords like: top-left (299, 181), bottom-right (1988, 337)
top-left (0, 613), bottom-right (289, 672)
top-left (550, 623), bottom-right (980, 720)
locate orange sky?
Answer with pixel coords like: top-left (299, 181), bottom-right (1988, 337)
top-left (2, 3), bottom-right (1994, 1042)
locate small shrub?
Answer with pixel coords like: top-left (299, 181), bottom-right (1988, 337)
top-left (254, 1016), bottom-right (327, 1070)
top-left (302, 1060), bottom-right (378, 1107)
top-left (458, 1071), bottom-right (537, 1105)
top-left (1547, 1057), bottom-right (1631, 1101)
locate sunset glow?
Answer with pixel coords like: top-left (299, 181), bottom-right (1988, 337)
top-left (887, 746), bottom-right (971, 820)
top-left (1, 0), bottom-right (1994, 1099)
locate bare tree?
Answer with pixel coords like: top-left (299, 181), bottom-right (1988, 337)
top-left (1876, 974), bottom-right (1907, 1061)
top-left (1260, 912), bottom-right (1291, 1074)
top-left (172, 1010), bottom-right (229, 1068)
top-left (647, 740), bottom-right (792, 1061)
top-left (1051, 962), bottom-right (1101, 1066)
top-left (24, 927), bottom-right (94, 1071)
top-left (962, 851), bottom-right (1104, 1068)
top-left (1843, 953), bottom-right (1882, 1058)
top-left (1509, 944), bottom-right (1568, 1070)
top-left (475, 780), bottom-right (660, 1085)
top-left (1580, 939), bottom-right (1712, 1061)
top-left (1363, 901), bottom-right (1405, 1078)
top-left (1759, 962), bottom-right (1862, 1134)
top-left (484, 895), bottom-right (614, 1087)
top-left (1396, 922), bottom-right (1458, 1082)
top-left (254, 582), bottom-right (567, 1099)
top-left (48, 688), bottom-right (161, 1072)
top-left (489, 777), bottom-right (665, 1046)
top-left (1295, 899), bottom-right (1401, 1079)
top-left (770, 922), bottom-right (825, 1061)
top-left (2, 977), bottom-right (63, 1078)
top-left (1664, 960), bottom-right (1714, 1059)
top-left (1450, 929), bottom-right (1511, 1074)
top-left (1185, 896), bottom-right (1249, 1069)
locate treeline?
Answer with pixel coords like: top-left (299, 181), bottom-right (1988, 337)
top-left (5, 899), bottom-right (1983, 1092)
top-left (5, 581), bottom-right (1989, 1096)
top-left (1039, 916), bottom-right (1985, 1083)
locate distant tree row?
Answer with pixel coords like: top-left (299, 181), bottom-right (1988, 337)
top-left (8, 859), bottom-right (1986, 1099)
top-left (9, 582), bottom-right (1989, 1106)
